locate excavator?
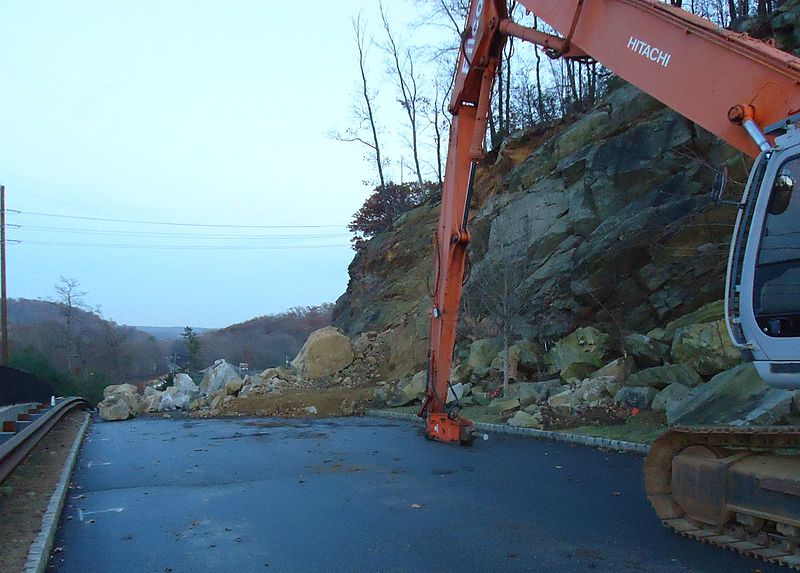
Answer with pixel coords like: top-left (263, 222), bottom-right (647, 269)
top-left (419, 0), bottom-right (800, 568)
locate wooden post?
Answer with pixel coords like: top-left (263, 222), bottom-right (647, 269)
top-left (1, 185), bottom-right (8, 365)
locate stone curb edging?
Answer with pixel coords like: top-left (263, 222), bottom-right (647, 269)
top-left (22, 412), bottom-right (91, 573)
top-left (367, 409), bottom-right (651, 455)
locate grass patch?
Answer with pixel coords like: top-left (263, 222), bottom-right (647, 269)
top-left (376, 406), bottom-right (668, 445)
top-left (563, 411), bottom-right (667, 445)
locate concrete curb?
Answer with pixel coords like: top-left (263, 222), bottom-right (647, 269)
top-left (22, 412), bottom-right (91, 573)
top-left (367, 409), bottom-right (651, 455)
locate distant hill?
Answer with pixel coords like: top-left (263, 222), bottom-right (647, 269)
top-left (136, 326), bottom-right (213, 341)
top-left (198, 305), bottom-right (334, 370)
top-left (7, 298), bottom-right (167, 403)
top-left (6, 298), bottom-right (335, 395)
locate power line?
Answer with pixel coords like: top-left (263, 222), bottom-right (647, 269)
top-left (9, 209), bottom-right (349, 229)
top-left (13, 224), bottom-right (352, 240)
top-left (11, 240), bottom-right (352, 251)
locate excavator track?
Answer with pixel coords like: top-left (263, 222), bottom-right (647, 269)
top-left (645, 426), bottom-right (800, 570)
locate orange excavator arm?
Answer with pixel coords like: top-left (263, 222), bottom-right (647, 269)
top-left (422, 0), bottom-right (800, 444)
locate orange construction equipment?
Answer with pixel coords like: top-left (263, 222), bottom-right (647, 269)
top-left (424, 0), bottom-right (800, 566)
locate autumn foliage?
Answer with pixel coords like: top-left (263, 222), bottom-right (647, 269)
top-left (348, 181), bottom-right (441, 250)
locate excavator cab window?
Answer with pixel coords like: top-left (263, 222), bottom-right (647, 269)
top-left (753, 157), bottom-right (800, 337)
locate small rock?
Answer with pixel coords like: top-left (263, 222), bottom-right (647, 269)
top-left (508, 410), bottom-right (543, 429)
top-left (487, 398), bottom-right (521, 414)
top-left (613, 387), bottom-right (657, 409)
top-left (304, 405), bottom-right (318, 415)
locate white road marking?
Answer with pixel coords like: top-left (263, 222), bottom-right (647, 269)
top-left (79, 507), bottom-right (125, 521)
top-left (86, 460), bottom-right (112, 468)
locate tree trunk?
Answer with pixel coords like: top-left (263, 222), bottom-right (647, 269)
top-left (502, 333), bottom-right (510, 397)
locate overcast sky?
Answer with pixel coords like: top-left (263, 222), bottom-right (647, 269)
top-left (0, 1), bottom-right (442, 328)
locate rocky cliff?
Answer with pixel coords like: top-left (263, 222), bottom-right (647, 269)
top-left (333, 2), bottom-right (800, 380)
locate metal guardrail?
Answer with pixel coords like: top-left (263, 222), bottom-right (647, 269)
top-left (0, 397), bottom-right (90, 485)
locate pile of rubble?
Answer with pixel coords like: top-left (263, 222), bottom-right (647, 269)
top-left (97, 326), bottom-right (389, 421)
top-left (375, 300), bottom-right (800, 430)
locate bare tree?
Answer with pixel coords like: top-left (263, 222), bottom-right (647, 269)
top-left (381, 2), bottom-right (425, 186)
top-left (53, 276), bottom-right (88, 373)
top-left (332, 14), bottom-right (387, 187)
top-left (464, 219), bottom-right (532, 395)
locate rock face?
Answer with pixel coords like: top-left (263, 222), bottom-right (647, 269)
top-left (334, 82), bottom-right (744, 353)
top-left (291, 326), bottom-right (354, 379)
top-left (199, 360), bottom-right (242, 395)
top-left (667, 364), bottom-right (794, 426)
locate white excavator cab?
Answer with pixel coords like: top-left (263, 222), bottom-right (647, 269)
top-left (727, 123), bottom-right (800, 389)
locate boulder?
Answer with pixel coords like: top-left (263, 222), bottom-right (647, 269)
top-left (239, 377), bottom-right (268, 398)
top-left (173, 373), bottom-right (198, 393)
top-left (624, 333), bottom-right (669, 368)
top-left (671, 320), bottom-right (741, 377)
top-left (387, 371), bottom-right (426, 407)
top-left (169, 374), bottom-right (200, 408)
top-left (102, 384), bottom-right (140, 414)
top-left (626, 363), bottom-right (702, 390)
top-left (304, 405), bottom-right (318, 415)
top-left (551, 327), bottom-right (615, 381)
top-left (199, 359), bottom-right (242, 395)
top-left (487, 398), bottom-right (520, 414)
top-left (468, 339), bottom-right (503, 371)
top-left (513, 340), bottom-right (543, 374)
top-left (259, 366), bottom-right (296, 382)
top-left (472, 391), bottom-right (492, 406)
top-left (651, 383), bottom-right (691, 413)
top-left (613, 387), bottom-right (658, 409)
top-left (225, 379), bottom-right (244, 396)
top-left (160, 392), bottom-right (177, 411)
top-left (291, 326), bottom-right (354, 378)
top-left (663, 300), bottom-right (724, 341)
top-left (590, 356), bottom-right (637, 384)
top-left (140, 393), bottom-right (159, 413)
top-left (667, 364), bottom-right (794, 426)
top-left (508, 410), bottom-right (544, 429)
top-left (507, 380), bottom-right (560, 407)
top-left (98, 394), bottom-right (133, 421)
top-left (547, 389), bottom-right (582, 416)
top-left (450, 364), bottom-right (473, 386)
top-left (165, 386), bottom-right (192, 410)
top-left (573, 376), bottom-right (617, 407)
top-left (373, 385), bottom-right (390, 407)
top-left (489, 341), bottom-right (541, 379)
top-left (103, 383), bottom-right (138, 400)
top-left (447, 383), bottom-right (470, 404)
top-left (340, 399), bottom-right (356, 416)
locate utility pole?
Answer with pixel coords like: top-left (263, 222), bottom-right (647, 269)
top-left (1, 185), bottom-right (8, 365)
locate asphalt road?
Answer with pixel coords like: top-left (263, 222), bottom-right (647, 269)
top-left (48, 416), bottom-right (784, 573)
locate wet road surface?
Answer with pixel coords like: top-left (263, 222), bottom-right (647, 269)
top-left (49, 416), bottom-right (783, 572)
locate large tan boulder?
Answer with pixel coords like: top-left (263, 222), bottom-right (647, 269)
top-left (98, 394), bottom-right (134, 421)
top-left (102, 384), bottom-right (140, 414)
top-left (291, 327), bottom-right (354, 379)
